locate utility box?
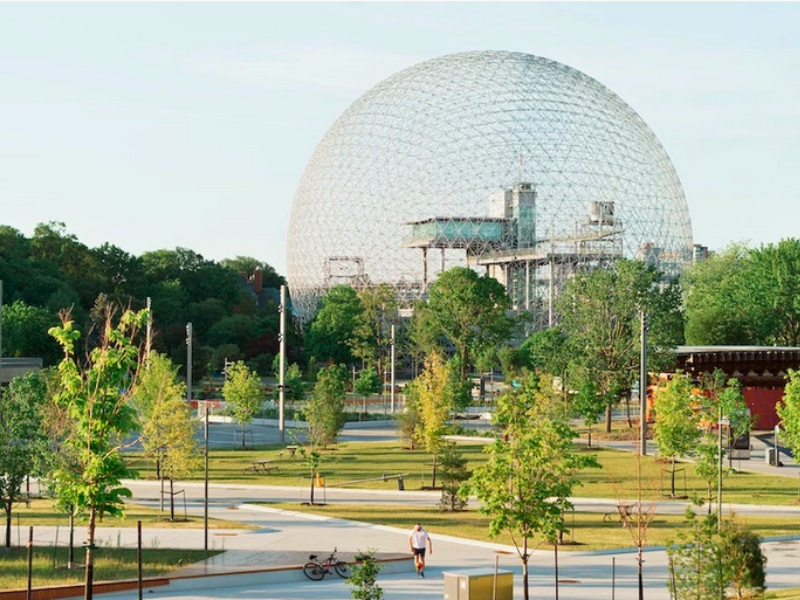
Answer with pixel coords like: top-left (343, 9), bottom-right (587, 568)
top-left (443, 568), bottom-right (513, 600)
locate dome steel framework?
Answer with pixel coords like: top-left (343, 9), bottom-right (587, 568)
top-left (287, 50), bottom-right (693, 325)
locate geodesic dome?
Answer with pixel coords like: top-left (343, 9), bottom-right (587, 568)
top-left (287, 50), bottom-right (693, 323)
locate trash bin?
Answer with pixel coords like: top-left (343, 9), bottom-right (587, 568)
top-left (397, 476), bottom-right (405, 491)
top-left (443, 568), bottom-right (513, 600)
top-left (766, 448), bottom-right (780, 466)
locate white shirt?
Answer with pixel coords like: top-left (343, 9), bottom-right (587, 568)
top-left (410, 527), bottom-right (429, 549)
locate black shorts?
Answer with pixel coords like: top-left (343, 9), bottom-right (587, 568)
top-left (412, 547), bottom-right (426, 558)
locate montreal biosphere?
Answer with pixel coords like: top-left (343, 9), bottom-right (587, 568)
top-left (287, 50), bottom-right (693, 325)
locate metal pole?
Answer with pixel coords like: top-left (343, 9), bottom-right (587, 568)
top-left (390, 324), bottom-right (396, 414)
top-left (137, 521), bottom-right (143, 600)
top-left (186, 323), bottom-right (193, 402)
top-left (279, 285), bottom-right (286, 443)
top-left (204, 401), bottom-right (209, 552)
top-left (717, 406), bottom-right (723, 528)
top-left (27, 526), bottom-right (33, 600)
top-left (639, 310), bottom-right (648, 455)
top-left (611, 556), bottom-right (615, 600)
top-left (775, 425), bottom-right (780, 467)
top-left (145, 297), bottom-right (152, 361)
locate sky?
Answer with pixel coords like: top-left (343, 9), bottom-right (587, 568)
top-left (1, 2), bottom-right (798, 277)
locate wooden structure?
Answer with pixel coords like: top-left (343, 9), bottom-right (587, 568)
top-left (674, 346), bottom-right (800, 430)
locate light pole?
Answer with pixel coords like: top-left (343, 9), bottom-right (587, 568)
top-left (186, 323), bottom-right (193, 402)
top-left (279, 285), bottom-right (286, 443)
top-left (390, 323), bottom-right (396, 414)
top-left (774, 424), bottom-right (780, 467)
top-left (204, 399), bottom-right (209, 552)
top-left (639, 310), bottom-right (648, 456)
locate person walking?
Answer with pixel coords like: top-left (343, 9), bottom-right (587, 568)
top-left (409, 523), bottom-right (433, 577)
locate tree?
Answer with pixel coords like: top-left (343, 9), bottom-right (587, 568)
top-left (558, 259), bottom-right (683, 432)
top-left (304, 364), bottom-right (348, 449)
top-left (0, 373), bottom-right (48, 547)
top-left (465, 375), bottom-right (598, 600)
top-left (683, 243), bottom-right (772, 345)
top-left (652, 373), bottom-right (702, 498)
top-left (749, 239), bottom-right (800, 346)
top-left (49, 307), bottom-right (147, 600)
top-left (355, 367), bottom-right (382, 397)
top-left (351, 284), bottom-right (398, 373)
top-left (305, 286), bottom-right (362, 365)
top-left (1, 300), bottom-right (61, 365)
top-left (415, 353), bottom-right (453, 487)
top-left (415, 267), bottom-right (513, 381)
top-left (667, 510), bottom-right (766, 600)
top-left (346, 549), bottom-right (385, 600)
top-left (132, 352), bottom-right (199, 520)
top-left (438, 441), bottom-right (470, 512)
top-left (573, 379), bottom-right (603, 449)
top-left (777, 368), bottom-right (800, 468)
top-left (222, 361), bottom-right (264, 449)
top-left (396, 379), bottom-right (423, 450)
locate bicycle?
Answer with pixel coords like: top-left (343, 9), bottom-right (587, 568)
top-left (302, 547), bottom-right (351, 581)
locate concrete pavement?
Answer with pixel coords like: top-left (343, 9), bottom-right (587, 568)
top-left (17, 425), bottom-right (800, 599)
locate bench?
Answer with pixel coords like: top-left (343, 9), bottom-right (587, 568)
top-left (244, 459), bottom-right (279, 474)
top-left (603, 503), bottom-right (633, 527)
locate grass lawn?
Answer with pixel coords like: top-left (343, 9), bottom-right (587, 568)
top-left (9, 499), bottom-right (256, 530)
top-left (127, 440), bottom-right (800, 505)
top-left (263, 502), bottom-right (800, 553)
top-left (0, 547), bottom-right (218, 591)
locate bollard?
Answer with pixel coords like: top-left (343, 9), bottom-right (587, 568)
top-left (397, 476), bottom-right (405, 491)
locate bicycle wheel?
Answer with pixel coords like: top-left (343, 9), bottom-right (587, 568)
top-left (303, 562), bottom-right (325, 581)
top-left (334, 561), bottom-right (351, 578)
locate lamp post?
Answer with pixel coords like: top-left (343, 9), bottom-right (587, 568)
top-left (204, 399), bottom-right (209, 552)
top-left (774, 424), bottom-right (780, 467)
top-left (279, 285), bottom-right (286, 443)
top-left (639, 310), bottom-right (648, 456)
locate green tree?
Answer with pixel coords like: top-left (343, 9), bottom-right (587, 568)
top-left (355, 367), bottom-right (382, 397)
top-left (438, 441), bottom-right (470, 512)
top-left (777, 368), bottom-right (800, 468)
top-left (132, 352), bottom-right (199, 520)
top-left (396, 379), bottom-right (423, 450)
top-left (465, 375), bottom-right (598, 600)
top-left (573, 379), bottom-right (603, 449)
top-left (305, 286), bottom-right (362, 365)
top-left (749, 238), bottom-right (800, 346)
top-left (667, 510), bottom-right (766, 600)
top-left (48, 307), bottom-right (148, 599)
top-left (0, 300), bottom-right (60, 364)
top-left (346, 549), bottom-right (385, 600)
top-left (304, 364), bottom-right (348, 448)
top-left (653, 373), bottom-right (702, 498)
top-left (558, 259), bottom-right (683, 432)
top-left (222, 361), bottom-right (264, 449)
top-left (683, 243), bottom-right (771, 345)
top-left (351, 284), bottom-right (398, 373)
top-left (415, 353), bottom-right (453, 487)
top-left (0, 373), bottom-right (48, 547)
top-left (415, 267), bottom-right (513, 381)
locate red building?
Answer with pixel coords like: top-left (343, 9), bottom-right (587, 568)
top-left (674, 346), bottom-right (800, 430)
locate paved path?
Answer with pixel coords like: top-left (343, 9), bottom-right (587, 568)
top-left (20, 426), bottom-right (800, 599)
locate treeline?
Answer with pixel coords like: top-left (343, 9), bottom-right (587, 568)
top-left (0, 222), bottom-right (299, 377)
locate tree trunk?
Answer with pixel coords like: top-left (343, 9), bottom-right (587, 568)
top-left (431, 453), bottom-right (438, 489)
top-left (670, 459), bottom-right (677, 498)
top-left (241, 423), bottom-right (247, 449)
top-left (309, 471), bottom-right (316, 505)
top-left (587, 427), bottom-right (593, 450)
top-left (169, 477), bottom-right (175, 522)
top-left (605, 404), bottom-right (613, 433)
top-left (521, 538), bottom-right (530, 600)
top-left (68, 509), bottom-right (75, 568)
top-left (625, 395), bottom-right (633, 429)
top-left (4, 504), bottom-right (11, 548)
top-left (84, 507), bottom-right (96, 600)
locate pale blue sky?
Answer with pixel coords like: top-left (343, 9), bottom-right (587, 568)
top-left (1, 2), bottom-right (798, 275)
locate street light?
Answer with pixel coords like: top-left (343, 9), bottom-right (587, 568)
top-left (774, 424), bottom-right (781, 468)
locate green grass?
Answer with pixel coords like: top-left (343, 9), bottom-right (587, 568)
top-left (765, 589), bottom-right (800, 600)
top-left (0, 547), bottom-right (218, 591)
top-left (10, 499), bottom-right (256, 530)
top-left (126, 440), bottom-right (800, 505)
top-left (264, 502), bottom-right (800, 553)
